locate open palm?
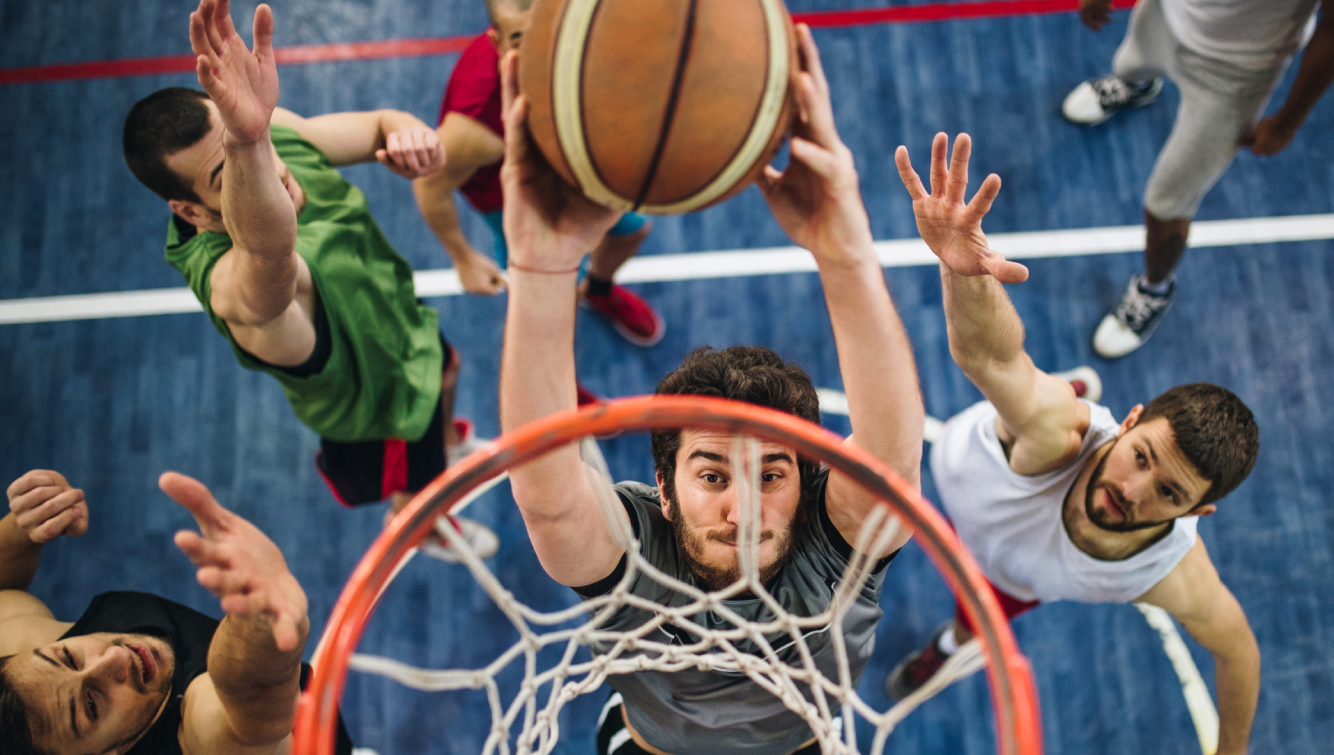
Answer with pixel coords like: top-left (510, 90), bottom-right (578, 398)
top-left (895, 133), bottom-right (1028, 283)
top-left (190, 0), bottom-right (278, 145)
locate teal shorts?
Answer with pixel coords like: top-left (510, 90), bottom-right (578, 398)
top-left (481, 211), bottom-right (648, 268)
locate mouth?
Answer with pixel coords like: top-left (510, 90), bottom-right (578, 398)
top-left (127, 643), bottom-right (157, 684)
top-left (1103, 489), bottom-right (1126, 518)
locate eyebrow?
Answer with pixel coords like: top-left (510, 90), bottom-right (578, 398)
top-left (684, 450), bottom-right (795, 465)
top-left (1144, 441), bottom-right (1188, 500)
top-left (32, 649), bottom-right (82, 739)
top-left (209, 158), bottom-right (225, 187)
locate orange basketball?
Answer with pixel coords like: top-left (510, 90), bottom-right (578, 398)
top-left (519, 0), bottom-right (797, 215)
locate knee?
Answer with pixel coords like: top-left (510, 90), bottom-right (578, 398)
top-left (442, 344), bottom-right (462, 389)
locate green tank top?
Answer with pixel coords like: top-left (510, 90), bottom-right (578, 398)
top-left (165, 125), bottom-right (442, 443)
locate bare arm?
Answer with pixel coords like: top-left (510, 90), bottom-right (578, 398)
top-left (497, 52), bottom-right (625, 587)
top-left (163, 472), bottom-right (310, 755)
top-left (1242, 9), bottom-right (1334, 155)
top-left (1138, 539), bottom-right (1260, 755)
top-left (412, 113), bottom-right (507, 294)
top-left (756, 25), bottom-right (920, 556)
top-left (2, 470), bottom-right (88, 591)
top-left (270, 107), bottom-right (447, 177)
top-left (896, 134), bottom-right (1088, 474)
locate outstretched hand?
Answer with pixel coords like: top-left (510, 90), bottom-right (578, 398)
top-left (6, 470), bottom-right (88, 543)
top-left (189, 0), bottom-right (278, 145)
top-left (498, 51), bottom-right (619, 273)
top-left (161, 472), bottom-right (308, 653)
top-left (377, 125), bottom-right (448, 179)
top-left (756, 24), bottom-right (873, 262)
top-left (895, 133), bottom-right (1029, 283)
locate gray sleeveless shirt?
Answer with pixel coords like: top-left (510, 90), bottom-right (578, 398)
top-left (577, 471), bottom-right (894, 755)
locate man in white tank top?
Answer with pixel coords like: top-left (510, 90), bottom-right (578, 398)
top-left (890, 135), bottom-right (1262, 755)
top-left (1060, 0), bottom-right (1332, 358)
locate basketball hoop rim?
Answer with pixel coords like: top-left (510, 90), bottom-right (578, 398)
top-left (294, 395), bottom-right (1042, 755)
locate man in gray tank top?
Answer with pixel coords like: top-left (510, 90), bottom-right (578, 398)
top-left (498, 26), bottom-right (923, 755)
top-left (888, 134), bottom-right (1262, 755)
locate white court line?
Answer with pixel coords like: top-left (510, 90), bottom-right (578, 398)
top-left (2, 213), bottom-right (1332, 325)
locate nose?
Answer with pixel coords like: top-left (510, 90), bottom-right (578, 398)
top-left (87, 645), bottom-right (133, 685)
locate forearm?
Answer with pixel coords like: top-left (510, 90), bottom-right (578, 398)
top-left (939, 264), bottom-right (1027, 379)
top-left (207, 612), bottom-right (309, 744)
top-left (1275, 20), bottom-right (1334, 129)
top-left (1213, 635), bottom-right (1261, 755)
top-left (0, 514), bottom-right (42, 591)
top-left (413, 174), bottom-right (483, 265)
top-left (820, 254), bottom-right (924, 487)
top-left (222, 130), bottom-right (298, 261)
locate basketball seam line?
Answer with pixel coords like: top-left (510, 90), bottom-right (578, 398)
top-left (632, 0), bottom-right (699, 211)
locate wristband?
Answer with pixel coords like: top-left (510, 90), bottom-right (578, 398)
top-left (508, 260), bottom-right (582, 275)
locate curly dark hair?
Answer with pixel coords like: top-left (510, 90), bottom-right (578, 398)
top-left (0, 654), bottom-right (46, 755)
top-left (122, 87), bottom-right (213, 202)
top-left (1139, 383), bottom-right (1259, 506)
top-left (650, 346), bottom-right (821, 504)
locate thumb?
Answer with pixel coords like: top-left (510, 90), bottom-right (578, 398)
top-left (160, 472), bottom-right (230, 533)
top-left (985, 256), bottom-right (1030, 284)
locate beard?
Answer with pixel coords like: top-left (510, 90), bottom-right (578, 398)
top-left (664, 491), bottom-right (803, 592)
top-left (1084, 438), bottom-right (1177, 533)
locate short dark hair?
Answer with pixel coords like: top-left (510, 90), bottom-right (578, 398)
top-left (1139, 383), bottom-right (1259, 506)
top-left (0, 655), bottom-right (45, 755)
top-left (650, 346), bottom-right (821, 503)
top-left (485, 0), bottom-right (533, 25)
top-left (123, 87), bottom-right (213, 202)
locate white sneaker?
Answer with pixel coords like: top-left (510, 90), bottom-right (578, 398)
top-left (420, 516), bottom-right (499, 563)
top-left (446, 417), bottom-right (491, 466)
top-left (1092, 274), bottom-right (1175, 359)
top-left (1053, 366), bottom-right (1103, 403)
top-left (1062, 75), bottom-right (1163, 125)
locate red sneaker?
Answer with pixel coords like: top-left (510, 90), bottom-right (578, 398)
top-left (582, 284), bottom-right (665, 347)
top-left (576, 382), bottom-right (602, 406)
top-left (1053, 366), bottom-right (1103, 403)
top-left (886, 625), bottom-right (954, 700)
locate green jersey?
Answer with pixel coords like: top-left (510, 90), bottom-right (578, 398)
top-left (165, 125), bottom-right (442, 443)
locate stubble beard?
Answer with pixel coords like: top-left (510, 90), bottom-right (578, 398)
top-left (664, 491), bottom-right (802, 592)
top-left (1084, 439), bottom-right (1175, 533)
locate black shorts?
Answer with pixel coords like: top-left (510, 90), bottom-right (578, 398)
top-left (314, 338), bottom-right (455, 507)
top-left (595, 693), bottom-right (821, 755)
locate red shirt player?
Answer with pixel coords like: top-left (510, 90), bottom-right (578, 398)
top-left (413, 0), bottom-right (664, 348)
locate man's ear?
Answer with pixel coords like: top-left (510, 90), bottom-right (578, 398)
top-left (1117, 404), bottom-right (1145, 435)
top-left (486, 26), bottom-right (502, 53)
top-left (1192, 504), bottom-right (1217, 518)
top-left (656, 471), bottom-right (672, 521)
top-left (168, 199), bottom-right (211, 229)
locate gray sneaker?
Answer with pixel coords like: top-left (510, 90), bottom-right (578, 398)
top-left (1092, 274), bottom-right (1175, 359)
top-left (1062, 75), bottom-right (1163, 125)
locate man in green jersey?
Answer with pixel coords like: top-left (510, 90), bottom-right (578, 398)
top-left (122, 0), bottom-right (495, 557)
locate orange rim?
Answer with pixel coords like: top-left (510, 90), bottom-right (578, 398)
top-left (293, 395), bottom-right (1042, 755)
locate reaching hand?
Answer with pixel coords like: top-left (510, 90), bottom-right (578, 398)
top-left (161, 472), bottom-right (309, 653)
top-left (1079, 0), bottom-right (1115, 31)
top-left (378, 125), bottom-right (448, 179)
top-left (895, 133), bottom-right (1029, 283)
top-left (499, 51), bottom-right (620, 273)
top-left (756, 24), bottom-right (873, 263)
top-left (189, 0), bottom-right (279, 145)
top-left (456, 250), bottom-right (508, 295)
top-left (6, 470), bottom-right (88, 544)
top-left (1239, 115), bottom-right (1298, 156)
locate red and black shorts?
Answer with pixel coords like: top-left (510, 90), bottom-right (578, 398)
top-left (315, 342), bottom-right (454, 507)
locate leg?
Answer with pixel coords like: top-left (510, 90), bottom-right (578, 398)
top-left (587, 223), bottom-right (649, 281)
top-left (1144, 211), bottom-right (1191, 285)
top-left (440, 343), bottom-right (461, 448)
top-left (580, 214), bottom-right (665, 347)
top-left (1063, 0), bottom-right (1171, 124)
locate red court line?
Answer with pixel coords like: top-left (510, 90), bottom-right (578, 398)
top-left (0, 1), bottom-right (1135, 87)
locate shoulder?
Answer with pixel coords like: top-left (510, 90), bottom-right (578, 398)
top-left (440, 35), bottom-right (502, 128)
top-left (1137, 537), bottom-right (1220, 617)
top-left (0, 591), bottom-right (69, 655)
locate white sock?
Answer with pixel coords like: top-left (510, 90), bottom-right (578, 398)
top-left (936, 625), bottom-right (961, 655)
top-left (1138, 275), bottom-right (1174, 295)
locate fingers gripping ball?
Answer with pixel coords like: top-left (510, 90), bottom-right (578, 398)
top-left (520, 0), bottom-right (797, 215)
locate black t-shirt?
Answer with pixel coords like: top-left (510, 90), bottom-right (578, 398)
top-left (61, 591), bottom-right (352, 755)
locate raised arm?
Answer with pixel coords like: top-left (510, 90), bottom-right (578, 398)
top-left (270, 107), bottom-right (446, 177)
top-left (497, 52), bottom-right (624, 587)
top-left (756, 25), bottom-right (921, 556)
top-left (895, 134), bottom-right (1088, 474)
top-left (1137, 540), bottom-right (1260, 755)
top-left (1241, 8), bottom-right (1334, 155)
top-left (161, 472), bottom-right (310, 755)
top-left (0, 471), bottom-right (86, 642)
top-left (412, 113), bottom-right (508, 295)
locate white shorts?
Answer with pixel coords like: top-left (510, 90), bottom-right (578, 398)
top-left (1112, 0), bottom-right (1290, 219)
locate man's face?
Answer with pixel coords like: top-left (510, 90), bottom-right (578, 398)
top-left (659, 430), bottom-right (804, 591)
top-left (164, 100), bottom-right (305, 230)
top-left (1085, 417), bottom-right (1214, 532)
top-left (7, 633), bottom-right (175, 755)
top-left (487, 3), bottom-right (531, 54)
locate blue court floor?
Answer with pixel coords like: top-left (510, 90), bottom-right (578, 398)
top-left (2, 1), bottom-right (1332, 753)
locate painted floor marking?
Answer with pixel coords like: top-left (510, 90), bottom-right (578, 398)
top-left (3, 213), bottom-right (1331, 326)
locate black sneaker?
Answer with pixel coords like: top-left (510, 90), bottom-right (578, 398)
top-left (1092, 274), bottom-right (1175, 359)
top-left (886, 625), bottom-right (954, 700)
top-left (1062, 75), bottom-right (1163, 125)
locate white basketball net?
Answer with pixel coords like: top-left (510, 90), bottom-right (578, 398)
top-left (347, 436), bottom-right (989, 755)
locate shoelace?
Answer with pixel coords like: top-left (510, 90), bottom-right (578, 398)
top-left (1094, 77), bottom-right (1142, 108)
top-left (1115, 284), bottom-right (1170, 331)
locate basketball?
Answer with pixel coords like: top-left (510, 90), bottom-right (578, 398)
top-left (519, 0), bottom-right (797, 215)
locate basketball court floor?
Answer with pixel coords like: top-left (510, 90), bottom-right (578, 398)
top-left (2, 1), bottom-right (1332, 753)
